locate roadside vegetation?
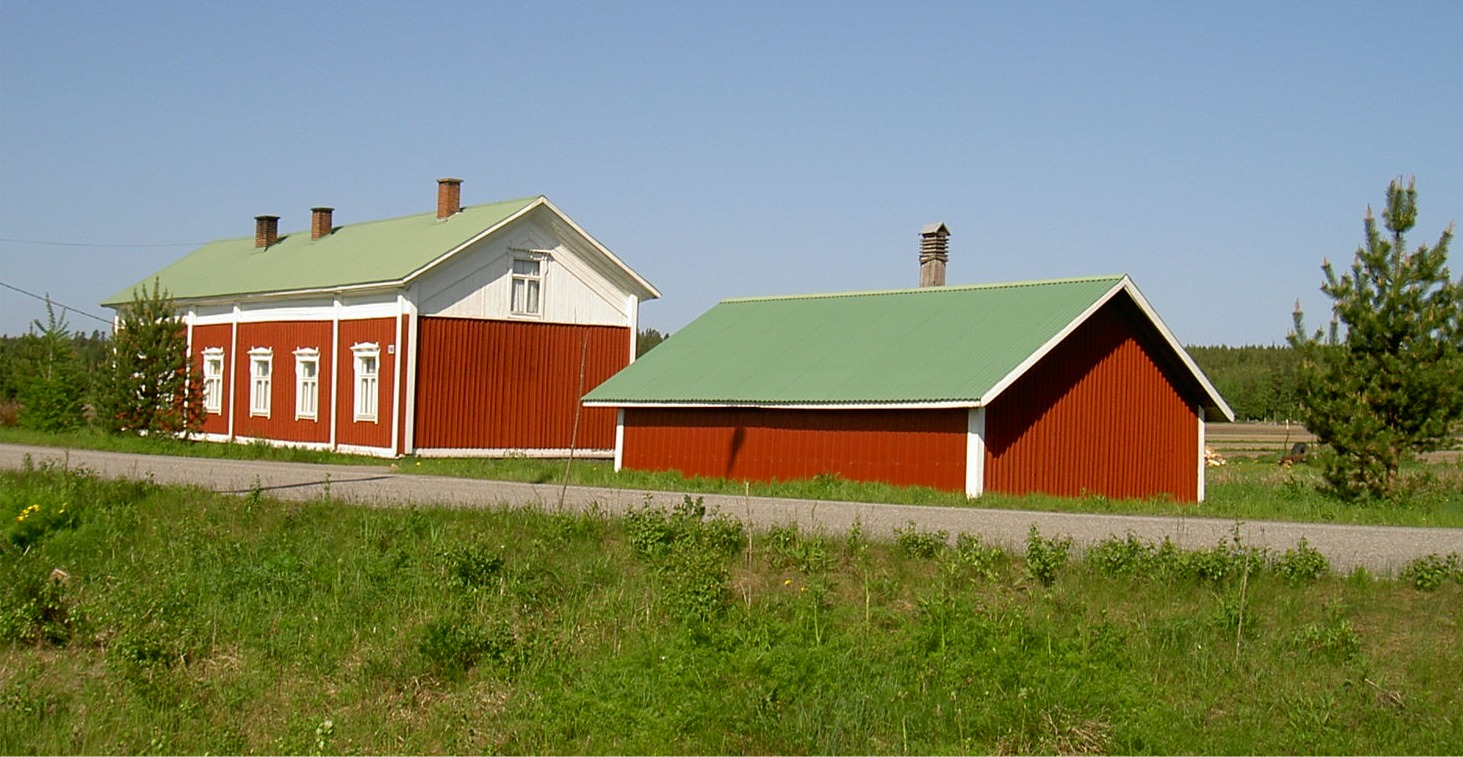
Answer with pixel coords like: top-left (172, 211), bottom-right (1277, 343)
top-left (3, 462), bottom-right (1461, 754)
top-left (4, 424), bottom-right (1462, 529)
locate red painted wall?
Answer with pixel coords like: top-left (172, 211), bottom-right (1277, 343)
top-left (189, 317), bottom-right (399, 452)
top-left (413, 317), bottom-right (628, 451)
top-left (621, 407), bottom-right (969, 490)
top-left (984, 297), bottom-right (1199, 501)
top-left (334, 318), bottom-right (399, 451)
top-left (189, 323), bottom-right (233, 437)
top-left (231, 321), bottom-right (335, 444)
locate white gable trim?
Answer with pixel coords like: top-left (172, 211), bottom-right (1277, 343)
top-left (403, 196), bottom-right (660, 302)
top-left (1121, 280), bottom-right (1235, 422)
top-left (978, 276), bottom-right (1234, 421)
top-left (401, 197), bottom-right (544, 287)
top-left (535, 197), bottom-right (661, 300)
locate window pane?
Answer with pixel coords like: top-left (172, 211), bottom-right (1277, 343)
top-left (526, 279), bottom-right (540, 314)
top-left (513, 259), bottom-right (540, 276)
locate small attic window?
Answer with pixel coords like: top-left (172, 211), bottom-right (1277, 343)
top-left (510, 256), bottom-right (545, 316)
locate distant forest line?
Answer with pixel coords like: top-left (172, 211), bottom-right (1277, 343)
top-left (0, 331), bottom-right (1300, 423)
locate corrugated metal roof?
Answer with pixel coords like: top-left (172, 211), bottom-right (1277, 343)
top-left (586, 275), bottom-right (1135, 406)
top-left (103, 197), bottom-right (542, 305)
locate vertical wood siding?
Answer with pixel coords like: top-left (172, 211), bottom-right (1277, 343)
top-left (334, 318), bottom-right (399, 451)
top-left (230, 321), bottom-right (336, 444)
top-left (621, 408), bottom-right (968, 490)
top-left (413, 317), bottom-right (628, 451)
top-left (984, 298), bottom-right (1200, 501)
top-left (189, 323), bottom-right (233, 437)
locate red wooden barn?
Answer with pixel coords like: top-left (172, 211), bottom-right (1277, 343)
top-left (584, 228), bottom-right (1232, 501)
top-left (103, 178), bottom-right (659, 458)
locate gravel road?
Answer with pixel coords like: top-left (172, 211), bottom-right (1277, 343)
top-left (5, 443), bottom-right (1461, 576)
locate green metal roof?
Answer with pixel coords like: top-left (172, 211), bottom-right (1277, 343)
top-left (585, 274), bottom-right (1232, 418)
top-left (103, 197), bottom-right (540, 305)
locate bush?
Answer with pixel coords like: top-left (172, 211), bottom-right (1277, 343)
top-left (1025, 526), bottom-right (1072, 587)
top-left (939, 533), bottom-right (1006, 583)
top-left (1399, 553), bottom-right (1463, 591)
top-left (418, 617), bottom-right (514, 676)
top-left (626, 495), bottom-right (745, 561)
top-left (625, 496), bottom-right (745, 625)
top-left (1087, 532), bottom-right (1156, 577)
top-left (895, 521), bottom-right (948, 559)
top-left (764, 524), bottom-right (835, 574)
top-left (1274, 538), bottom-right (1330, 585)
top-left (442, 542), bottom-right (505, 590)
top-left (0, 567), bottom-right (80, 646)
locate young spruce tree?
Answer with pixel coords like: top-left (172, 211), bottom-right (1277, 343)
top-left (16, 299), bottom-right (86, 432)
top-left (1289, 178), bottom-right (1462, 499)
top-left (102, 280), bottom-right (203, 436)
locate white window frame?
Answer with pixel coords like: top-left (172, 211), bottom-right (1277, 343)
top-left (352, 342), bottom-right (380, 423)
top-left (248, 347), bottom-right (273, 418)
top-left (509, 254), bottom-right (547, 316)
top-left (201, 347), bottom-right (225, 415)
top-left (294, 348), bottom-right (320, 421)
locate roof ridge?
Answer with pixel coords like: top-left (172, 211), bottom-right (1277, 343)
top-left (205, 195), bottom-right (545, 243)
top-left (722, 274), bottom-right (1127, 304)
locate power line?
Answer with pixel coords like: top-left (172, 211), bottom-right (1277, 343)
top-left (0, 281), bottom-right (113, 325)
top-left (0, 237), bottom-right (201, 249)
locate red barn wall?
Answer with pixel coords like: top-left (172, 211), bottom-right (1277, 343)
top-left (334, 318), bottom-right (399, 451)
top-left (413, 317), bottom-right (628, 451)
top-left (984, 298), bottom-right (1199, 501)
top-left (621, 408), bottom-right (968, 490)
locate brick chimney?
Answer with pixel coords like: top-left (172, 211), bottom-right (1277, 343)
top-left (255, 215), bottom-right (280, 248)
top-left (311, 207), bottom-right (334, 240)
top-left (919, 222), bottom-right (949, 287)
top-left (436, 177), bottom-right (463, 219)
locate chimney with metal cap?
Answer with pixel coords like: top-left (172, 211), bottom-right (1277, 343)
top-left (255, 215), bottom-right (280, 248)
top-left (919, 222), bottom-right (949, 287)
top-left (437, 177), bottom-right (463, 219)
top-left (311, 207), bottom-right (334, 240)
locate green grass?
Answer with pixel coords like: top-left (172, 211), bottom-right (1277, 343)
top-left (5, 426), bottom-right (1463, 528)
top-left (0, 426), bottom-right (379, 466)
top-left (2, 464), bottom-right (1461, 754)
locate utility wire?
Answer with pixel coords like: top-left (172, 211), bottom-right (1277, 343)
top-left (0, 281), bottom-right (113, 325)
top-left (0, 237), bottom-right (201, 249)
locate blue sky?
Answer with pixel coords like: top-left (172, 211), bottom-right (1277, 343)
top-left (2, 1), bottom-right (1460, 345)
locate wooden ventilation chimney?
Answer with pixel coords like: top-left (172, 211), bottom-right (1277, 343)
top-left (919, 222), bottom-right (949, 287)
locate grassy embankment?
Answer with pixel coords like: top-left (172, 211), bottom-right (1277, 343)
top-left (2, 462), bottom-right (1461, 754)
top-left (3, 426), bottom-right (1462, 528)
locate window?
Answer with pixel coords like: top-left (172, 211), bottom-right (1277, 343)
top-left (510, 257), bottom-right (543, 315)
top-left (352, 342), bottom-right (380, 422)
top-left (248, 348), bottom-right (273, 417)
top-left (201, 348), bottom-right (225, 415)
top-left (294, 348), bottom-right (320, 421)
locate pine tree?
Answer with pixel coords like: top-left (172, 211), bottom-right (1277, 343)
top-left (101, 280), bottom-right (203, 436)
top-left (15, 299), bottom-right (86, 432)
top-left (1289, 178), bottom-right (1462, 499)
